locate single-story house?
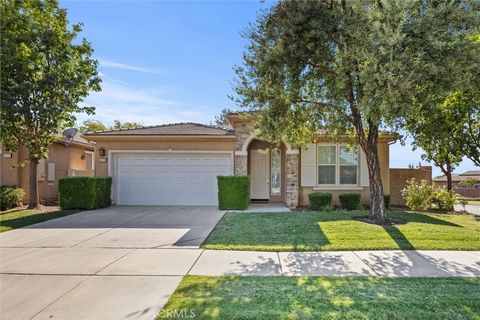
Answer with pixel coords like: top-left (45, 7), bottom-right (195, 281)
top-left (0, 133), bottom-right (95, 204)
top-left (85, 114), bottom-right (396, 208)
top-left (433, 170), bottom-right (480, 189)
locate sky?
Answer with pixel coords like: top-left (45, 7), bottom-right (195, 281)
top-left (60, 0), bottom-right (477, 177)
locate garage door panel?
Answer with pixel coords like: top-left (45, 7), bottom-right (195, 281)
top-left (115, 153), bottom-right (231, 205)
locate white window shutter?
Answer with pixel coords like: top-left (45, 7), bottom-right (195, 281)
top-left (47, 162), bottom-right (55, 181)
top-left (359, 148), bottom-right (369, 187)
top-left (301, 144), bottom-right (316, 186)
top-left (37, 159), bottom-right (46, 180)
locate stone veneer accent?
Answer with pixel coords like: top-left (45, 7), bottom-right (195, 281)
top-left (285, 153), bottom-right (299, 208)
top-left (234, 154), bottom-right (248, 175)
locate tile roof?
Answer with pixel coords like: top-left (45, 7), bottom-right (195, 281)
top-left (84, 122), bottom-right (235, 136)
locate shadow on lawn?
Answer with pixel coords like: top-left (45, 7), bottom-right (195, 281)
top-left (0, 210), bottom-right (79, 232)
top-left (157, 276), bottom-right (480, 320)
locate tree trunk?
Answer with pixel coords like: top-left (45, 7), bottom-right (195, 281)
top-left (363, 141), bottom-right (387, 224)
top-left (28, 159), bottom-right (39, 209)
top-left (445, 161), bottom-right (453, 191)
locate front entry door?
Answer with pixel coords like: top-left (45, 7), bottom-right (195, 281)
top-left (250, 149), bottom-right (269, 199)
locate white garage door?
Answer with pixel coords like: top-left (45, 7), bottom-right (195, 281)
top-left (114, 153), bottom-right (231, 205)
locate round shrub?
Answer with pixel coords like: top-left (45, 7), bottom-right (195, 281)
top-left (431, 188), bottom-right (458, 211)
top-left (1, 186), bottom-right (25, 210)
top-left (401, 178), bottom-right (433, 211)
top-left (339, 193), bottom-right (362, 210)
top-left (308, 192), bottom-right (332, 210)
top-left (384, 194), bottom-right (391, 209)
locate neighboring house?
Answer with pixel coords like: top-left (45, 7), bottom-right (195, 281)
top-left (433, 170), bottom-right (480, 198)
top-left (433, 170), bottom-right (480, 189)
top-left (85, 114), bottom-right (396, 208)
top-left (0, 133), bottom-right (95, 204)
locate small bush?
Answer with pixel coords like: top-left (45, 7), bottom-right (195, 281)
top-left (339, 193), bottom-right (362, 210)
top-left (58, 177), bottom-right (112, 210)
top-left (401, 179), bottom-right (433, 211)
top-left (431, 188), bottom-right (458, 211)
top-left (217, 176), bottom-right (249, 210)
top-left (384, 194), bottom-right (391, 209)
top-left (0, 186), bottom-right (25, 210)
top-left (308, 192), bottom-right (333, 210)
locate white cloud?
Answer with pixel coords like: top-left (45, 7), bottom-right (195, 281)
top-left (78, 80), bottom-right (218, 126)
top-left (98, 59), bottom-right (160, 74)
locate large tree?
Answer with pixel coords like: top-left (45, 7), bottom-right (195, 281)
top-left (407, 91), bottom-right (478, 190)
top-left (234, 0), bottom-right (479, 223)
top-left (0, 0), bottom-right (101, 208)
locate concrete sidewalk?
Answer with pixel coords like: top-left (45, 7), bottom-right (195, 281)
top-left (189, 249), bottom-right (480, 277)
top-left (1, 248), bottom-right (478, 320)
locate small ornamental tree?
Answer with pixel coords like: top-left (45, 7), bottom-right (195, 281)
top-left (233, 0), bottom-right (479, 224)
top-left (0, 0), bottom-right (101, 208)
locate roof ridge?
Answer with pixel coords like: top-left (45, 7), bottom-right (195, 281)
top-left (90, 122), bottom-right (231, 134)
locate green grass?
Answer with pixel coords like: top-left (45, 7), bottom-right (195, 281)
top-left (157, 276), bottom-right (480, 320)
top-left (0, 208), bottom-right (80, 232)
top-left (468, 200), bottom-right (480, 205)
top-left (202, 211), bottom-right (480, 251)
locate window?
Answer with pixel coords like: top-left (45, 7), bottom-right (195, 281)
top-left (271, 149), bottom-right (281, 195)
top-left (317, 146), bottom-right (336, 184)
top-left (339, 146), bottom-right (358, 184)
top-left (317, 145), bottom-right (358, 185)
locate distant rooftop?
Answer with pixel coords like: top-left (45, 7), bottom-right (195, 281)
top-left (433, 170), bottom-right (480, 182)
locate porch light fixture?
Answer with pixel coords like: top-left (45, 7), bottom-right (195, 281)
top-left (99, 147), bottom-right (106, 157)
top-left (81, 153), bottom-right (86, 160)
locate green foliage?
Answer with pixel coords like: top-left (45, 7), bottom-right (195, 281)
top-left (217, 176), bottom-right (249, 210)
top-left (401, 179), bottom-right (434, 211)
top-left (111, 120), bottom-right (143, 131)
top-left (438, 92), bottom-right (480, 167)
top-left (458, 198), bottom-right (469, 211)
top-left (214, 108), bottom-right (234, 129)
top-left (232, 0), bottom-right (480, 222)
top-left (0, 186), bottom-right (25, 210)
top-left (0, 0), bottom-right (101, 206)
top-left (384, 194), bottom-right (391, 209)
top-left (402, 179), bottom-right (459, 212)
top-left (78, 119), bottom-right (143, 134)
top-left (459, 177), bottom-right (478, 188)
top-left (339, 193), bottom-right (362, 210)
top-left (432, 188), bottom-right (458, 212)
top-left (58, 177), bottom-right (111, 210)
top-left (78, 119), bottom-right (108, 133)
top-left (0, 0), bottom-right (101, 157)
top-left (308, 192), bottom-right (332, 211)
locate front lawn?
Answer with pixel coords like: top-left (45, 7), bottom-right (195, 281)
top-left (202, 211), bottom-right (480, 251)
top-left (0, 208), bottom-right (80, 232)
top-left (157, 276), bottom-right (480, 320)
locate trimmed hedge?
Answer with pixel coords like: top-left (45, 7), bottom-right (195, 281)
top-left (339, 193), bottom-right (362, 210)
top-left (384, 194), bottom-right (391, 209)
top-left (58, 177), bottom-right (112, 210)
top-left (1, 186), bottom-right (25, 210)
top-left (308, 192), bottom-right (332, 210)
top-left (217, 176), bottom-right (249, 210)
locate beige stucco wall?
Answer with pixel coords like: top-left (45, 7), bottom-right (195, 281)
top-left (299, 140), bottom-right (391, 207)
top-left (1, 144), bottom-right (92, 203)
top-left (389, 166), bottom-right (432, 206)
top-left (92, 138), bottom-right (236, 177)
top-left (0, 146), bottom-right (21, 187)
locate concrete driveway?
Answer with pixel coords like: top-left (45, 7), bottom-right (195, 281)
top-left (0, 206), bottom-right (225, 320)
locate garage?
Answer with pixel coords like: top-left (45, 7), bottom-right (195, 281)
top-left (113, 153), bottom-right (232, 205)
